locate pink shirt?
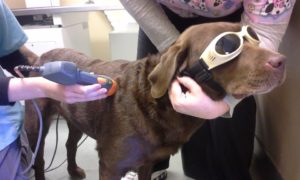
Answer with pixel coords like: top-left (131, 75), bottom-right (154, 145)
top-left (158, 0), bottom-right (294, 23)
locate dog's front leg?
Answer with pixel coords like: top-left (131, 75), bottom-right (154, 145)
top-left (99, 161), bottom-right (123, 180)
top-left (138, 163), bottom-right (153, 180)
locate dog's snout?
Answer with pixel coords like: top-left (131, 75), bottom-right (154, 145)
top-left (266, 55), bottom-right (286, 69)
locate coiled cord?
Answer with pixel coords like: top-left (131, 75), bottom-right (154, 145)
top-left (14, 65), bottom-right (43, 78)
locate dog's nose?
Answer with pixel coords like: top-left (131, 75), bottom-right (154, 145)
top-left (266, 55), bottom-right (286, 69)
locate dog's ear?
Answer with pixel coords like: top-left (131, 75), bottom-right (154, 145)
top-left (148, 42), bottom-right (188, 98)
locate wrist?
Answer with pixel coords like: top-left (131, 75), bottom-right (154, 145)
top-left (32, 77), bottom-right (59, 99)
top-left (204, 101), bottom-right (229, 119)
top-left (32, 77), bottom-right (50, 98)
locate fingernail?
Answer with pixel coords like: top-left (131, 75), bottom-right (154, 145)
top-left (92, 84), bottom-right (101, 90)
top-left (100, 88), bottom-right (107, 93)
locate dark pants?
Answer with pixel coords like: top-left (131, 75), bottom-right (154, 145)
top-left (0, 127), bottom-right (32, 180)
top-left (137, 4), bottom-right (256, 180)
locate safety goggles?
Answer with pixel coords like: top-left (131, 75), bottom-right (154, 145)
top-left (181, 25), bottom-right (260, 83)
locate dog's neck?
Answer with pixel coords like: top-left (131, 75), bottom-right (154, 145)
top-left (140, 53), bottom-right (226, 101)
top-left (199, 79), bottom-right (227, 101)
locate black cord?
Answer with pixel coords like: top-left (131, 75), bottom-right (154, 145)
top-left (45, 135), bottom-right (89, 172)
top-left (44, 120), bottom-right (89, 173)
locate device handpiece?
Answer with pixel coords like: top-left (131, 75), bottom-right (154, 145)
top-left (77, 71), bottom-right (117, 96)
top-left (43, 61), bottom-right (117, 96)
top-left (15, 61), bottom-right (117, 96)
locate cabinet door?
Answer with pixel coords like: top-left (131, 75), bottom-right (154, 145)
top-left (24, 28), bottom-right (64, 56)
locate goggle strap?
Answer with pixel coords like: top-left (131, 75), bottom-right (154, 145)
top-left (180, 59), bottom-right (212, 83)
top-left (180, 59), bottom-right (225, 96)
top-left (193, 59), bottom-right (226, 97)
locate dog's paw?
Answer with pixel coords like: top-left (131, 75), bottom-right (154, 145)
top-left (67, 166), bottom-right (86, 179)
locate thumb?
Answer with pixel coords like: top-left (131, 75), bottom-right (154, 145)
top-left (169, 79), bottom-right (183, 97)
top-left (177, 76), bottom-right (202, 93)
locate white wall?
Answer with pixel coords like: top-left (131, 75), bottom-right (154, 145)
top-left (109, 31), bottom-right (138, 61)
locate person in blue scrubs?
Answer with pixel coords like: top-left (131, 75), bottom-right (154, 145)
top-left (0, 1), bottom-right (108, 179)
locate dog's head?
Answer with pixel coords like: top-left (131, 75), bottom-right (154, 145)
top-left (148, 22), bottom-right (286, 100)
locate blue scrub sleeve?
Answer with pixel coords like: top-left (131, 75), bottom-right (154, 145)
top-left (0, 0), bottom-right (28, 57)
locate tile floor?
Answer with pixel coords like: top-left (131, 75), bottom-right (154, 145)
top-left (30, 119), bottom-right (280, 180)
top-left (31, 119), bottom-right (194, 180)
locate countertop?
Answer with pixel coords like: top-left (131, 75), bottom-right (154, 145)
top-left (12, 3), bottom-right (124, 16)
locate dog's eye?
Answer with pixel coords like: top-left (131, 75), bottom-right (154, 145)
top-left (215, 34), bottom-right (240, 55)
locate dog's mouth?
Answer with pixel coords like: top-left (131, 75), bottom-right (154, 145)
top-left (232, 94), bottom-right (247, 99)
top-left (229, 70), bottom-right (285, 99)
top-left (248, 74), bottom-right (285, 95)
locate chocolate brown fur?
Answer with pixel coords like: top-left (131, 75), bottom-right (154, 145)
top-left (24, 22), bottom-right (286, 180)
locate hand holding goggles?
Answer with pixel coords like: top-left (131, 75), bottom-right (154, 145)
top-left (181, 25), bottom-right (260, 83)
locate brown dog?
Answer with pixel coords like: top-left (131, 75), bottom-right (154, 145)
top-left (24, 22), bottom-right (286, 180)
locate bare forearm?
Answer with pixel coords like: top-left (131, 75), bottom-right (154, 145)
top-left (8, 77), bottom-right (48, 102)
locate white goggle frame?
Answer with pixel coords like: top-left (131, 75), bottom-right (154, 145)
top-left (201, 25), bottom-right (260, 70)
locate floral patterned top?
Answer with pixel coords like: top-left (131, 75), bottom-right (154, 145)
top-left (158, 0), bottom-right (294, 23)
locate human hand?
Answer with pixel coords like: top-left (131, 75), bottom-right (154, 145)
top-left (43, 81), bottom-right (108, 104)
top-left (168, 76), bottom-right (229, 119)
